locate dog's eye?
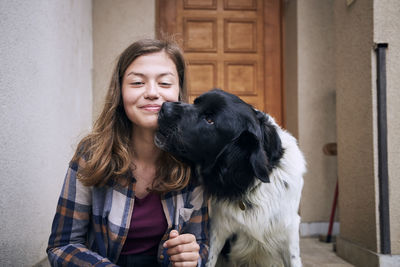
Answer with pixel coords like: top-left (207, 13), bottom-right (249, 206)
top-left (205, 117), bottom-right (214, 125)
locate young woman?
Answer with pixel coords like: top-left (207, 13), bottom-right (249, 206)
top-left (47, 39), bottom-right (209, 267)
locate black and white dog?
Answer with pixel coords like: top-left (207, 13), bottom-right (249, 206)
top-left (156, 89), bottom-right (305, 267)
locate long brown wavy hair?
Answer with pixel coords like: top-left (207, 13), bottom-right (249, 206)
top-left (71, 38), bottom-right (191, 192)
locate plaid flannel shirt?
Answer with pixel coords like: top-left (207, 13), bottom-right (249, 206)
top-left (47, 161), bottom-right (209, 266)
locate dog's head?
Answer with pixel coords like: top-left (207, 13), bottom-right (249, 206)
top-left (155, 89), bottom-right (283, 199)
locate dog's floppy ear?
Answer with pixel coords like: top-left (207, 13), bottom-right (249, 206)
top-left (201, 129), bottom-right (270, 199)
top-left (205, 130), bottom-right (270, 184)
top-left (236, 130), bottom-right (270, 183)
top-left (254, 110), bottom-right (284, 170)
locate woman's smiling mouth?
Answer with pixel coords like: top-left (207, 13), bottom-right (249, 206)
top-left (141, 104), bottom-right (162, 112)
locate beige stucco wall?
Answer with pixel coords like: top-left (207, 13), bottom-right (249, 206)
top-left (284, 0), bottom-right (400, 264)
top-left (284, 0), bottom-right (299, 140)
top-left (93, 0), bottom-right (156, 120)
top-left (297, 0), bottom-right (337, 224)
top-left (335, 0), bottom-right (400, 263)
top-left (374, 0), bottom-right (400, 255)
top-left (284, 0), bottom-right (337, 226)
top-left (334, 0), bottom-right (379, 253)
top-left (0, 0), bottom-right (92, 265)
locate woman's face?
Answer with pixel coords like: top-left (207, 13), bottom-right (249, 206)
top-left (122, 51), bottom-right (180, 131)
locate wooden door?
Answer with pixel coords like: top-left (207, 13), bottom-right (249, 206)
top-left (157, 0), bottom-right (283, 126)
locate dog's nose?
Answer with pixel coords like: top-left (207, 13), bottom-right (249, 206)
top-left (160, 102), bottom-right (182, 118)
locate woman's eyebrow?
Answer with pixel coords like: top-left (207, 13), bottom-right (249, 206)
top-left (157, 72), bottom-right (175, 78)
top-left (126, 72), bottom-right (175, 77)
top-left (126, 72), bottom-right (144, 77)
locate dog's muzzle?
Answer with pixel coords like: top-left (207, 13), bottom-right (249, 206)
top-left (155, 102), bottom-right (182, 150)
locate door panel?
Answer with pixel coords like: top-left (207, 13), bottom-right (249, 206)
top-left (157, 0), bottom-right (283, 126)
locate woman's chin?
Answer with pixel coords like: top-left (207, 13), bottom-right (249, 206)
top-left (139, 124), bottom-right (158, 131)
top-left (131, 116), bottom-right (159, 131)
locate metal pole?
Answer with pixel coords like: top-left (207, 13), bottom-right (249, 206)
top-left (375, 43), bottom-right (390, 255)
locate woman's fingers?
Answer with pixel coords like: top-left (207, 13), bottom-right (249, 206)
top-left (169, 251), bottom-right (199, 263)
top-left (164, 231), bottom-right (200, 266)
top-left (164, 232), bottom-right (196, 248)
top-left (166, 239), bottom-right (200, 256)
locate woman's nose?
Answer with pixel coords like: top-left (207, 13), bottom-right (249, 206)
top-left (144, 82), bottom-right (159, 99)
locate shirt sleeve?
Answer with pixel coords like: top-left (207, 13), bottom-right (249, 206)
top-left (182, 185), bottom-right (210, 267)
top-left (46, 161), bottom-right (117, 267)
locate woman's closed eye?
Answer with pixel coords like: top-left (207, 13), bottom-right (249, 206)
top-left (130, 81), bottom-right (144, 86)
top-left (159, 82), bottom-right (172, 88)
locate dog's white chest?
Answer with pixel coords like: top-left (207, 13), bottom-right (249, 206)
top-left (207, 180), bottom-right (303, 267)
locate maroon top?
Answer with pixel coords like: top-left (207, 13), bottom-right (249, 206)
top-left (120, 192), bottom-right (168, 255)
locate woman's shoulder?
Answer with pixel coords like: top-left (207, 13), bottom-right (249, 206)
top-left (72, 137), bottom-right (92, 161)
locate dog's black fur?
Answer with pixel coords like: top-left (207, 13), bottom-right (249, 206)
top-left (155, 89), bottom-right (283, 201)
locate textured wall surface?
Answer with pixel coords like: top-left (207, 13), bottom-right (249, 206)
top-left (297, 0), bottom-right (337, 223)
top-left (284, 0), bottom-right (299, 139)
top-left (92, 0), bottom-right (155, 121)
top-left (374, 0), bottom-right (400, 255)
top-left (0, 0), bottom-right (92, 265)
top-left (334, 0), bottom-right (378, 252)
top-left (284, 0), bottom-right (337, 224)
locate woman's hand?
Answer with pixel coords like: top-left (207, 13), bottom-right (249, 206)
top-left (163, 230), bottom-right (200, 267)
